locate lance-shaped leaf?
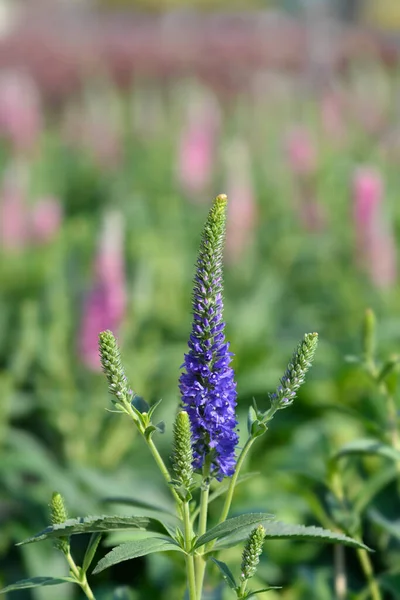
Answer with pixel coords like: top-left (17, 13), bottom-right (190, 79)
top-left (210, 558), bottom-right (237, 590)
top-left (194, 513), bottom-right (274, 550)
top-left (243, 587), bottom-right (281, 598)
top-left (0, 577), bottom-right (74, 594)
top-left (104, 502), bottom-right (181, 537)
top-left (332, 439), bottom-right (400, 463)
top-left (18, 516), bottom-right (151, 545)
top-left (213, 521), bottom-right (370, 551)
top-left (93, 536), bottom-right (184, 574)
top-left (82, 533), bottom-right (103, 573)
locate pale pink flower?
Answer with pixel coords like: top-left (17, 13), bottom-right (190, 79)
top-left (352, 167), bottom-right (396, 288)
top-left (320, 91), bottom-right (346, 143)
top-left (0, 70), bottom-right (42, 153)
top-left (79, 211), bottom-right (127, 371)
top-left (224, 140), bottom-right (257, 263)
top-left (30, 197), bottom-right (62, 244)
top-left (177, 92), bottom-right (220, 198)
top-left (285, 127), bottom-right (317, 176)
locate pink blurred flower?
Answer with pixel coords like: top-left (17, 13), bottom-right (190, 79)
top-left (0, 163), bottom-right (29, 252)
top-left (320, 91), bottom-right (346, 143)
top-left (285, 127), bottom-right (317, 176)
top-left (352, 167), bottom-right (396, 288)
top-left (224, 140), bottom-right (257, 263)
top-left (0, 70), bottom-right (42, 153)
top-left (79, 211), bottom-right (127, 371)
top-left (177, 92), bottom-right (220, 198)
top-left (30, 197), bottom-right (62, 244)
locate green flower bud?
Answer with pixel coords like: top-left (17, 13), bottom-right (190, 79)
top-left (98, 330), bottom-right (130, 404)
top-left (240, 525), bottom-right (265, 581)
top-left (269, 332), bottom-right (318, 410)
top-left (50, 492), bottom-right (69, 555)
top-left (172, 411), bottom-right (194, 490)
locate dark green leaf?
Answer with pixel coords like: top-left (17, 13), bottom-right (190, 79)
top-left (214, 522), bottom-right (369, 551)
top-left (243, 587), bottom-right (281, 598)
top-left (93, 536), bottom-right (183, 574)
top-left (368, 509), bottom-right (400, 541)
top-left (0, 577), bottom-right (74, 594)
top-left (18, 516), bottom-right (151, 545)
top-left (333, 439), bottom-right (400, 463)
top-left (82, 533), bottom-right (103, 573)
top-left (194, 513), bottom-right (274, 550)
top-left (102, 503), bottom-right (181, 537)
top-left (210, 558), bottom-right (237, 590)
top-left (354, 465), bottom-right (397, 515)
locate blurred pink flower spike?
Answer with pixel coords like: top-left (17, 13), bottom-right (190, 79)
top-left (80, 210), bottom-right (127, 371)
top-left (177, 89), bottom-right (221, 198)
top-left (224, 139), bottom-right (257, 264)
top-left (285, 126), bottom-right (317, 176)
top-left (0, 70), bottom-right (42, 153)
top-left (30, 197), bottom-right (63, 244)
top-left (0, 161), bottom-right (29, 252)
top-left (320, 91), bottom-right (346, 143)
top-left (352, 166), bottom-right (396, 288)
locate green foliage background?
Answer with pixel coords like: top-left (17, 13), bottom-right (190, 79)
top-left (1, 62), bottom-right (400, 599)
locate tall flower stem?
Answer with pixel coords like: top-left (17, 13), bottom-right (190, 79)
top-left (125, 404), bottom-right (181, 504)
top-left (356, 547), bottom-right (382, 600)
top-left (218, 437), bottom-right (255, 526)
top-left (183, 502), bottom-right (197, 600)
top-left (66, 552), bottom-right (96, 600)
top-left (195, 465), bottom-right (211, 600)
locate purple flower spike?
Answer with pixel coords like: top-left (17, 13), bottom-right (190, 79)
top-left (179, 194), bottom-right (238, 480)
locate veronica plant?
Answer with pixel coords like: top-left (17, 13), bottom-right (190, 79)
top-left (2, 195), bottom-right (370, 600)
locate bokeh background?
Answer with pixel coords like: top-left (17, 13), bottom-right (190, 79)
top-left (2, 0), bottom-right (400, 598)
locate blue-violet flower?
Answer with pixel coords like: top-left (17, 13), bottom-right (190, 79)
top-left (179, 194), bottom-right (238, 480)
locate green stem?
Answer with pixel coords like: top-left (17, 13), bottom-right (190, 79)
top-left (183, 502), bottom-right (197, 600)
top-left (66, 552), bottom-right (96, 600)
top-left (195, 467), bottom-right (211, 600)
top-left (218, 437), bottom-right (255, 525)
top-left (356, 547), bottom-right (382, 600)
top-left (125, 403), bottom-right (181, 504)
top-left (237, 578), bottom-right (248, 599)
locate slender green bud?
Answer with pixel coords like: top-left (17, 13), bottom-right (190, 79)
top-left (269, 332), bottom-right (318, 410)
top-left (50, 492), bottom-right (69, 554)
top-left (240, 525), bottom-right (265, 581)
top-left (98, 330), bottom-right (130, 404)
top-left (362, 309), bottom-right (376, 366)
top-left (172, 411), bottom-right (194, 489)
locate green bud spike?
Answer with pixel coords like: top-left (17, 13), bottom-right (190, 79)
top-left (240, 525), bottom-right (265, 582)
top-left (98, 330), bottom-right (130, 405)
top-left (172, 411), bottom-right (194, 490)
top-left (362, 309), bottom-right (376, 368)
top-left (269, 332), bottom-right (318, 410)
top-left (50, 492), bottom-right (69, 555)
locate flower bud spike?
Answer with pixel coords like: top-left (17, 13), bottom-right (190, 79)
top-left (98, 330), bottom-right (130, 405)
top-left (172, 411), bottom-right (194, 490)
top-left (269, 332), bottom-right (318, 411)
top-left (49, 492), bottom-right (69, 555)
top-left (240, 525), bottom-right (265, 582)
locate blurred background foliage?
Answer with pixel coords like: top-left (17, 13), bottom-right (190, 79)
top-left (1, 1), bottom-right (400, 599)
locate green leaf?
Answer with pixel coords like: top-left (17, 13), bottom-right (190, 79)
top-left (148, 398), bottom-right (163, 420)
top-left (243, 587), bottom-right (281, 598)
top-left (93, 536), bottom-right (184, 574)
top-left (210, 558), bottom-right (237, 590)
top-left (333, 439), bottom-right (400, 463)
top-left (368, 508), bottom-right (400, 541)
top-left (82, 533), bottom-right (103, 573)
top-left (0, 577), bottom-right (74, 594)
top-left (354, 465), bottom-right (397, 515)
top-left (214, 522), bottom-right (369, 551)
top-left (194, 513), bottom-right (274, 550)
top-left (18, 516), bottom-right (151, 545)
top-left (102, 503), bottom-right (182, 537)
